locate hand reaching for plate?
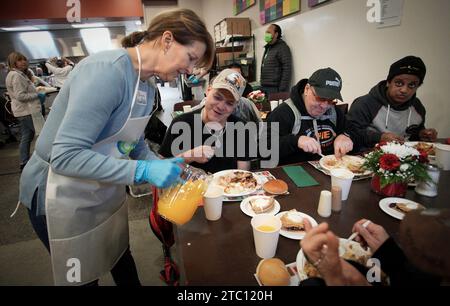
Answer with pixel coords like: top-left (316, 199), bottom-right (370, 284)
top-left (334, 134), bottom-right (354, 159)
top-left (419, 128), bottom-right (438, 142)
top-left (351, 219), bottom-right (389, 253)
top-left (300, 222), bottom-right (369, 286)
top-left (298, 136), bottom-right (322, 155)
top-left (178, 145), bottom-right (214, 164)
top-left (381, 132), bottom-right (404, 143)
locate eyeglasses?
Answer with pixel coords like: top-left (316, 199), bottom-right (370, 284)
top-left (310, 86), bottom-right (337, 106)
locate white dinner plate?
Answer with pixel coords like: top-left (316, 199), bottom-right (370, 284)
top-left (275, 211), bottom-right (318, 240)
top-left (319, 155), bottom-right (372, 177)
top-left (296, 238), bottom-right (370, 281)
top-left (379, 197), bottom-right (424, 220)
top-left (240, 196), bottom-right (280, 217)
top-left (404, 141), bottom-right (436, 158)
top-left (212, 169), bottom-right (262, 197)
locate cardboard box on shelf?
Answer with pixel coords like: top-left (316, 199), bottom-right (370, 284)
top-left (217, 53), bottom-right (234, 67)
top-left (217, 52), bottom-right (247, 67)
top-left (215, 18), bottom-right (251, 41)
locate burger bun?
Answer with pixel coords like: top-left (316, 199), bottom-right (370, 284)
top-left (263, 179), bottom-right (288, 195)
top-left (256, 258), bottom-right (290, 286)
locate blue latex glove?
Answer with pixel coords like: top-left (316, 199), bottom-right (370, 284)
top-left (37, 92), bottom-right (46, 104)
top-left (188, 75), bottom-right (199, 84)
top-left (134, 157), bottom-right (184, 188)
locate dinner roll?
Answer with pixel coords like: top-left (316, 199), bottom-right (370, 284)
top-left (256, 258), bottom-right (290, 286)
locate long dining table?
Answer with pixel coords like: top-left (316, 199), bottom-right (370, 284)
top-left (173, 163), bottom-right (449, 286)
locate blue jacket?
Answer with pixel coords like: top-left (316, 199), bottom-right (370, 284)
top-left (20, 49), bottom-right (156, 216)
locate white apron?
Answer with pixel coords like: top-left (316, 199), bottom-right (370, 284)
top-left (45, 47), bottom-right (151, 285)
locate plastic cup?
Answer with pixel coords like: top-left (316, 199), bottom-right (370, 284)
top-left (203, 186), bottom-right (223, 221)
top-left (435, 144), bottom-right (450, 171)
top-left (183, 105), bottom-right (192, 113)
top-left (251, 214), bottom-right (281, 259)
top-left (270, 100), bottom-right (278, 111)
top-left (330, 168), bottom-right (355, 201)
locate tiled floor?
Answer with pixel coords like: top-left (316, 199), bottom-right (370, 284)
top-left (0, 142), bottom-right (171, 286)
top-left (0, 83), bottom-right (187, 286)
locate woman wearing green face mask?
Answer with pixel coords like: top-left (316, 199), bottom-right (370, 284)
top-left (260, 24), bottom-right (292, 95)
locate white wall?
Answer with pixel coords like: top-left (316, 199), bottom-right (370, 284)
top-left (147, 0), bottom-right (450, 137)
top-left (143, 0), bottom-right (203, 28)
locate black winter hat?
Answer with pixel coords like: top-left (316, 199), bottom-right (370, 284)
top-left (387, 56), bottom-right (426, 85)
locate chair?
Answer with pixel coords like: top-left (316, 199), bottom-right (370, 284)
top-left (267, 91), bottom-right (290, 103)
top-left (336, 103), bottom-right (349, 115)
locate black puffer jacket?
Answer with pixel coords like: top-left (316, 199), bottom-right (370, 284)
top-left (260, 39), bottom-right (292, 92)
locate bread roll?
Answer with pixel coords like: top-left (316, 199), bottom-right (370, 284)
top-left (256, 258), bottom-right (290, 286)
top-left (263, 179), bottom-right (288, 195)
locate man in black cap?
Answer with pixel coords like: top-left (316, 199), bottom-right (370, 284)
top-left (266, 67), bottom-right (357, 166)
top-left (347, 56), bottom-right (437, 149)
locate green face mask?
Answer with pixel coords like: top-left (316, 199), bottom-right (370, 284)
top-left (264, 33), bottom-right (273, 43)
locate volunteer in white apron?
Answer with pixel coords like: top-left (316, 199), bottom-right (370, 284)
top-left (45, 46), bottom-right (153, 285)
top-left (18, 8), bottom-right (215, 286)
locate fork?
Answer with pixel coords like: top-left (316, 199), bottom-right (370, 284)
top-left (346, 220), bottom-right (371, 243)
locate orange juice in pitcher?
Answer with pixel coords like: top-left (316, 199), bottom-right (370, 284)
top-left (157, 165), bottom-right (211, 225)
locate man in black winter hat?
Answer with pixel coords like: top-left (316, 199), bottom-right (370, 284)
top-left (347, 56), bottom-right (437, 149)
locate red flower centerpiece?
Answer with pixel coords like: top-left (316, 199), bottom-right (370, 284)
top-left (247, 90), bottom-right (267, 111)
top-left (363, 142), bottom-right (430, 197)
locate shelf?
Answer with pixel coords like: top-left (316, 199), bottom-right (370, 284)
top-left (215, 46), bottom-right (244, 53)
top-left (215, 36), bottom-right (253, 44)
top-left (214, 33), bottom-right (255, 82)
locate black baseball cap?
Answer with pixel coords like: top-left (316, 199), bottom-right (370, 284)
top-left (307, 68), bottom-right (343, 101)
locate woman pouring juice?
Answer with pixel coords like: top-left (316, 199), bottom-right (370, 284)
top-left (18, 9), bottom-right (214, 286)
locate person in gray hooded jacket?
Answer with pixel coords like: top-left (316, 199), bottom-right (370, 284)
top-left (347, 56), bottom-right (437, 149)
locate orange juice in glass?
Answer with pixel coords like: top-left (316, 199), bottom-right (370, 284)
top-left (157, 165), bottom-right (211, 225)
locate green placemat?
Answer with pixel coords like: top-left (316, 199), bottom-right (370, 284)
top-left (282, 165), bottom-right (319, 187)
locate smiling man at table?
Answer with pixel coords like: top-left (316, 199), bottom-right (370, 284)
top-left (266, 68), bottom-right (358, 166)
top-left (159, 69), bottom-right (256, 173)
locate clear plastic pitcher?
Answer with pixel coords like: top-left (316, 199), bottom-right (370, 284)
top-left (157, 164), bottom-right (211, 225)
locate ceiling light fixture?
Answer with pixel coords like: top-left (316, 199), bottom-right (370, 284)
top-left (71, 23), bottom-right (105, 29)
top-left (1, 26), bottom-right (40, 31)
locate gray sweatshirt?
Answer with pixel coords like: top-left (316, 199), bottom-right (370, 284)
top-left (347, 80), bottom-right (426, 148)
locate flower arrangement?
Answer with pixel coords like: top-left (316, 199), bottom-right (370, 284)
top-left (247, 90), bottom-right (266, 104)
top-left (363, 142), bottom-right (430, 188)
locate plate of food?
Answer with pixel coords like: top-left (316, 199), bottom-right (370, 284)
top-left (213, 170), bottom-right (261, 197)
top-left (240, 195), bottom-right (281, 217)
top-left (296, 239), bottom-right (371, 281)
top-left (319, 155), bottom-right (371, 176)
top-left (275, 209), bottom-right (318, 240)
top-left (404, 142), bottom-right (436, 157)
top-left (379, 197), bottom-right (425, 220)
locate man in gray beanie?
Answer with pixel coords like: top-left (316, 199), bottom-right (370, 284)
top-left (347, 55), bottom-right (437, 149)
